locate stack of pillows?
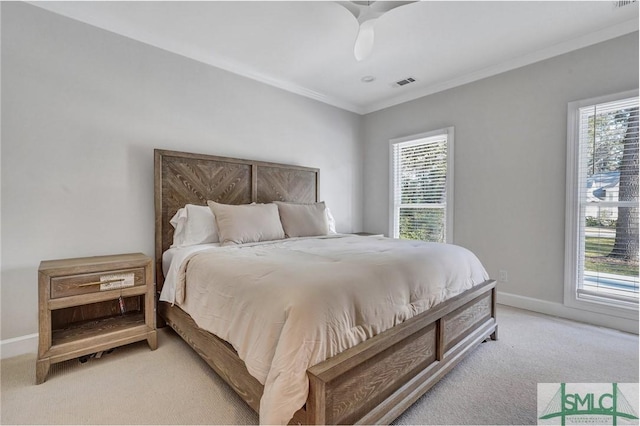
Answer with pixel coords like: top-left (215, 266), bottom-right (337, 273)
top-left (170, 201), bottom-right (337, 248)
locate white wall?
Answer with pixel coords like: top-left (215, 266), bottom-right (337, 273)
top-left (362, 32), bottom-right (639, 332)
top-left (0, 2), bottom-right (363, 349)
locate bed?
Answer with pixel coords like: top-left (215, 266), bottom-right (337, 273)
top-left (154, 149), bottom-right (497, 425)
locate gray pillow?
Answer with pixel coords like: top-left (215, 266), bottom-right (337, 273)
top-left (274, 201), bottom-right (329, 238)
top-left (207, 201), bottom-right (285, 246)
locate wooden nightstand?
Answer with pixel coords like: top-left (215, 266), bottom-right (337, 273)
top-left (36, 253), bottom-right (157, 384)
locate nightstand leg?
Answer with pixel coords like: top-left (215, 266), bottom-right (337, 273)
top-left (490, 325), bottom-right (498, 341)
top-left (147, 330), bottom-right (158, 350)
top-left (36, 358), bottom-right (50, 384)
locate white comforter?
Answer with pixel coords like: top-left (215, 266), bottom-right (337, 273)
top-left (165, 235), bottom-right (489, 424)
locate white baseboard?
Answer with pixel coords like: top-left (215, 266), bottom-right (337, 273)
top-left (497, 291), bottom-right (639, 334)
top-left (0, 333), bottom-right (38, 359)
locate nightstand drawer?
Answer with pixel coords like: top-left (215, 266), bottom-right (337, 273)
top-left (50, 268), bottom-right (146, 299)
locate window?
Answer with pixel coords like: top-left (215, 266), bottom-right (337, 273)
top-left (390, 128), bottom-right (454, 243)
top-left (565, 90), bottom-right (639, 315)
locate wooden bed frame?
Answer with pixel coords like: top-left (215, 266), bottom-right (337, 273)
top-left (154, 149), bottom-right (497, 425)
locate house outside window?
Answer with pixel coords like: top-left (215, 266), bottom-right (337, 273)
top-left (389, 127), bottom-right (454, 243)
top-left (565, 90), bottom-right (639, 317)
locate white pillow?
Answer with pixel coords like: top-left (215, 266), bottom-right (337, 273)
top-left (326, 207), bottom-right (337, 234)
top-left (169, 208), bottom-right (188, 248)
top-left (275, 201), bottom-right (329, 238)
top-left (169, 204), bottom-right (219, 248)
top-left (207, 201), bottom-right (285, 246)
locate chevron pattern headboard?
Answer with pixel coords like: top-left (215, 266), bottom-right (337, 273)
top-left (153, 149), bottom-right (319, 289)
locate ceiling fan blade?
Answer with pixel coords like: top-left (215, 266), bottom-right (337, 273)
top-left (336, 1), bottom-right (361, 19)
top-left (354, 19), bottom-right (376, 61)
top-left (337, 0), bottom-right (417, 61)
top-left (370, 1), bottom-right (417, 13)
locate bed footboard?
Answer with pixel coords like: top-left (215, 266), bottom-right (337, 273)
top-left (301, 279), bottom-right (497, 425)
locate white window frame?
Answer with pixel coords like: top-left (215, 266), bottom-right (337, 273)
top-left (564, 89), bottom-right (639, 320)
top-left (389, 127), bottom-right (454, 243)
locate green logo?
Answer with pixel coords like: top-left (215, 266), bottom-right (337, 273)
top-left (539, 383), bottom-right (638, 425)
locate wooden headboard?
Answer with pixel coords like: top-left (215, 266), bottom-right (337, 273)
top-left (154, 149), bottom-right (319, 289)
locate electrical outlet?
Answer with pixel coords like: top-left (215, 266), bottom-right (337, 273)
top-left (499, 270), bottom-right (508, 283)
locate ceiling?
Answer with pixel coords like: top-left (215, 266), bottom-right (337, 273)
top-left (30, 1), bottom-right (639, 115)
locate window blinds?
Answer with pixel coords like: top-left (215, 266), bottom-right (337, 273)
top-left (577, 96), bottom-right (639, 304)
top-left (392, 135), bottom-right (448, 243)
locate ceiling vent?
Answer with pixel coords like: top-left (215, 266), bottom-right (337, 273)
top-left (393, 77), bottom-right (417, 88)
top-left (614, 0), bottom-right (637, 7)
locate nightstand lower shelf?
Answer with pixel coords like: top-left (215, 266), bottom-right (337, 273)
top-left (52, 312), bottom-right (147, 347)
top-left (38, 313), bottom-right (156, 382)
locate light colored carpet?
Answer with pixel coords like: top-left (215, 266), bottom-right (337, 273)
top-left (1, 305), bottom-right (637, 425)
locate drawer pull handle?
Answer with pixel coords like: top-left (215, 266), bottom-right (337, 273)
top-left (78, 279), bottom-right (125, 287)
